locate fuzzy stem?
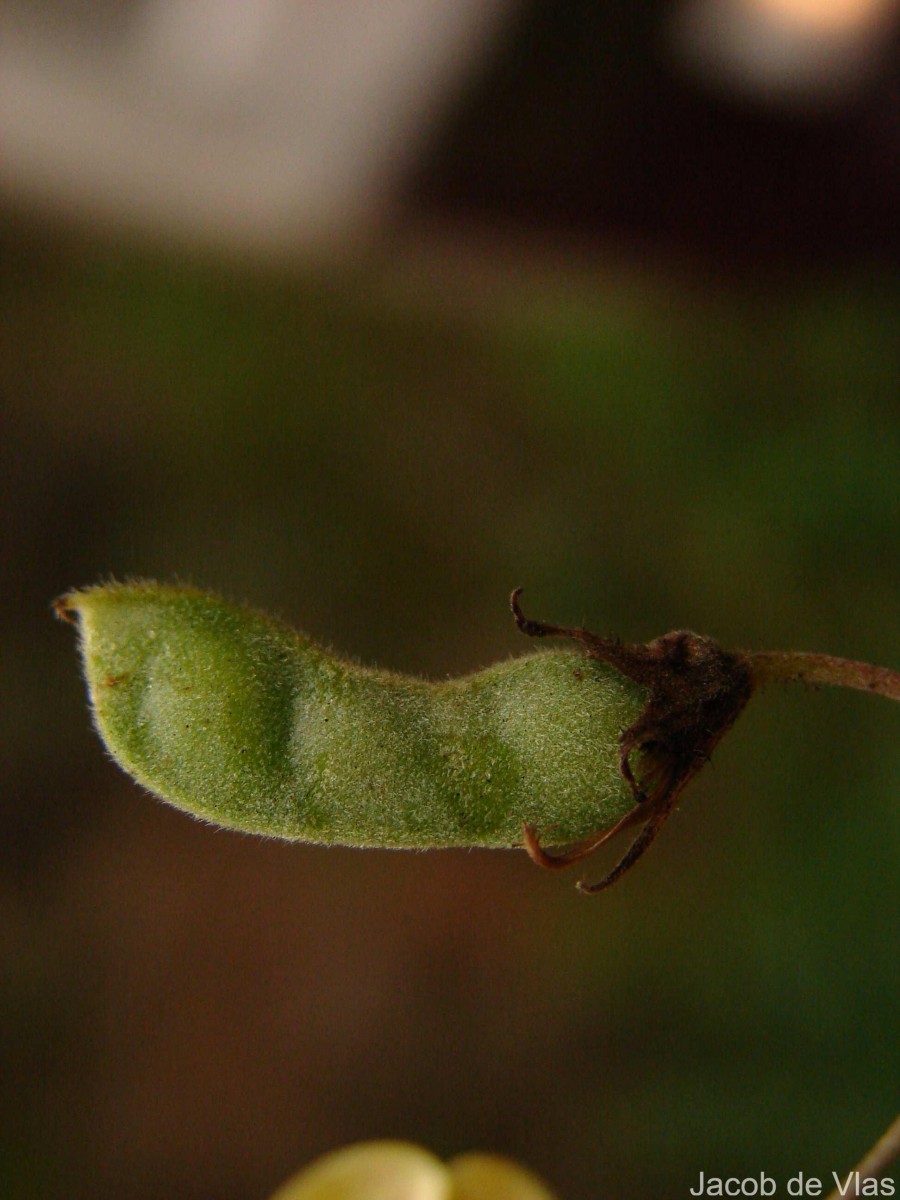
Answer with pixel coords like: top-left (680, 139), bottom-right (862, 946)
top-left (750, 651), bottom-right (900, 702)
top-left (823, 1114), bottom-right (900, 1200)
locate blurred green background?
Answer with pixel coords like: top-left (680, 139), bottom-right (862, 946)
top-left (4, 218), bottom-right (897, 1200)
top-left (2, 5), bottom-right (899, 1199)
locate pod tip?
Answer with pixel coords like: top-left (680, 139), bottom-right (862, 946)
top-left (52, 591), bottom-right (80, 625)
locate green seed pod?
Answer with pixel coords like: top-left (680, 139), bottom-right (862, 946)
top-left (56, 582), bottom-right (647, 851)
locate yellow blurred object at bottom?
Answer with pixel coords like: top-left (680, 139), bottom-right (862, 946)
top-left (268, 1141), bottom-right (559, 1200)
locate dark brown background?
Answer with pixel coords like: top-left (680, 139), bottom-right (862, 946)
top-left (3, 3), bottom-right (899, 1197)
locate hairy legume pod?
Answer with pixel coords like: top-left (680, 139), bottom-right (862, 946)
top-left (56, 582), bottom-right (648, 850)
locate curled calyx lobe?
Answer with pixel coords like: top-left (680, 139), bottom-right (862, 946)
top-left (56, 582), bottom-right (648, 849)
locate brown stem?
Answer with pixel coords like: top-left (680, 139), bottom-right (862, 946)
top-left (823, 1113), bottom-right (900, 1200)
top-left (750, 651), bottom-right (900, 702)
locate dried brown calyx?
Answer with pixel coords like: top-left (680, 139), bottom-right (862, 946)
top-left (510, 589), bottom-right (899, 894)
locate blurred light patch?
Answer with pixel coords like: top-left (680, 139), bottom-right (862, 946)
top-left (671, 0), bottom-right (900, 102)
top-left (752, 0), bottom-right (891, 35)
top-left (0, 0), bottom-right (514, 248)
